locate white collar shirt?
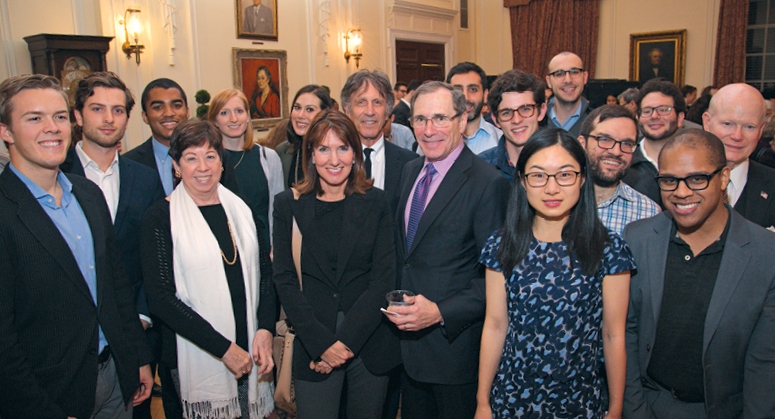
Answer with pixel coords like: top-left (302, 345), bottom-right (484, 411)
top-left (362, 136), bottom-right (385, 190)
top-left (728, 159), bottom-right (749, 207)
top-left (76, 142), bottom-right (120, 222)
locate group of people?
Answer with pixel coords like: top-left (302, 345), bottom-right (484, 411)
top-left (0, 48), bottom-right (773, 419)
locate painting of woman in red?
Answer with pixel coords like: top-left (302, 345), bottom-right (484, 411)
top-left (250, 65), bottom-right (280, 119)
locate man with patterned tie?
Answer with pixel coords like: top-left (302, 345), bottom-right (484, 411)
top-left (243, 0), bottom-right (273, 35)
top-left (385, 81), bottom-right (509, 419)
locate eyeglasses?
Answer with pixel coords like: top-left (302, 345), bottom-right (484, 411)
top-left (654, 167), bottom-right (724, 191)
top-left (495, 104), bottom-right (537, 122)
top-left (547, 68), bottom-right (584, 79)
top-left (523, 170), bottom-right (581, 187)
top-left (585, 134), bottom-right (639, 154)
top-left (410, 112), bottom-right (462, 128)
top-left (639, 105), bottom-right (674, 117)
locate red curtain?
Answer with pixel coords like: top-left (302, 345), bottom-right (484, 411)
top-left (714, 0), bottom-right (749, 86)
top-left (504, 0), bottom-right (600, 79)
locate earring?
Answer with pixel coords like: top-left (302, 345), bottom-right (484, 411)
top-left (221, 167), bottom-right (224, 172)
top-left (311, 159), bottom-right (315, 165)
top-left (174, 170), bottom-right (181, 178)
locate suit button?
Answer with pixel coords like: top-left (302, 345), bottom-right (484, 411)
top-left (404, 264), bottom-right (411, 270)
top-left (646, 344), bottom-right (651, 352)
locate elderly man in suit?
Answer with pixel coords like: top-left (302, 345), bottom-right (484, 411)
top-left (243, 0), bottom-right (273, 34)
top-left (59, 72), bottom-right (164, 419)
top-left (0, 75), bottom-right (153, 418)
top-left (385, 81), bottom-right (510, 419)
top-left (622, 129), bottom-right (775, 419)
top-left (702, 83), bottom-right (775, 230)
top-left (341, 69), bottom-right (417, 216)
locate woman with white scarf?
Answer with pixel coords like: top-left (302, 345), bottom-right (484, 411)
top-left (142, 119), bottom-right (275, 419)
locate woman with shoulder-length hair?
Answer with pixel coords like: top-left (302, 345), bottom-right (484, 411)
top-left (250, 66), bottom-right (280, 119)
top-left (275, 85), bottom-right (333, 189)
top-left (141, 119), bottom-right (276, 418)
top-left (476, 128), bottom-right (635, 419)
top-left (208, 88), bottom-right (284, 244)
top-left (272, 109), bottom-right (401, 419)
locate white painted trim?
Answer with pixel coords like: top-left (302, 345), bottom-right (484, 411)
top-left (388, 28), bottom-right (453, 82)
top-left (189, 0), bottom-right (201, 86)
top-left (608, 0), bottom-right (617, 79)
top-left (0, 0), bottom-right (17, 76)
top-left (705, 0), bottom-right (720, 85)
top-left (306, 0), bottom-right (315, 82)
top-left (390, 0), bottom-right (457, 19)
top-left (71, 0), bottom-right (86, 35)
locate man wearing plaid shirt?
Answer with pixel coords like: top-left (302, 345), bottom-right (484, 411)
top-left (579, 104), bottom-right (660, 235)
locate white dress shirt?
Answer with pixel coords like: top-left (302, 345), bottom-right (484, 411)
top-left (728, 159), bottom-right (749, 207)
top-left (362, 136), bottom-right (385, 190)
top-left (76, 143), bottom-right (120, 222)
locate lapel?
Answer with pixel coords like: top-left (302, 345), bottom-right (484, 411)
top-left (293, 192), bottom-right (337, 289)
top-left (407, 147), bottom-right (472, 257)
top-left (334, 193), bottom-right (368, 285)
top-left (70, 177), bottom-right (109, 308)
top-left (648, 213), bottom-right (672, 329)
top-left (0, 170), bottom-right (94, 303)
top-left (383, 141), bottom-right (399, 200)
top-left (703, 211), bottom-right (750, 353)
top-left (113, 156), bottom-right (134, 233)
top-left (60, 148), bottom-right (86, 177)
top-left (397, 159), bottom-right (424, 255)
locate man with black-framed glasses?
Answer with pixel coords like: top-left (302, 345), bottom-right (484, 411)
top-left (578, 105), bottom-right (660, 235)
top-left (479, 69), bottom-right (547, 182)
top-left (623, 129), bottom-right (775, 419)
top-left (623, 78), bottom-right (688, 209)
top-left (545, 51), bottom-right (591, 138)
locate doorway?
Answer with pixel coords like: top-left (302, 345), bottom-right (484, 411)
top-left (395, 40), bottom-right (445, 84)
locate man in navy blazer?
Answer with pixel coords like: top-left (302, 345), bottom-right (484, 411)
top-left (386, 81), bottom-right (509, 419)
top-left (0, 75), bottom-right (153, 418)
top-left (623, 129), bottom-right (775, 418)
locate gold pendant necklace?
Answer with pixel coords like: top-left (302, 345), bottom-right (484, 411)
top-left (233, 150), bottom-right (246, 169)
top-left (221, 220), bottom-right (238, 265)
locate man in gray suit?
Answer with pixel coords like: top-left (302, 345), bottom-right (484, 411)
top-left (622, 129), bottom-right (775, 418)
top-left (243, 0), bottom-right (273, 34)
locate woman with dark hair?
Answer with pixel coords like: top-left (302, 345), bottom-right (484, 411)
top-left (275, 85), bottom-right (333, 188)
top-left (141, 119), bottom-right (276, 418)
top-left (250, 66), bottom-right (280, 119)
top-left (273, 109), bottom-right (400, 418)
top-left (475, 128), bottom-right (634, 419)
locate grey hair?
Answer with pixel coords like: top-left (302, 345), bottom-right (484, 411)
top-left (410, 81), bottom-right (467, 117)
top-left (340, 69), bottom-right (395, 115)
top-left (618, 87), bottom-right (640, 104)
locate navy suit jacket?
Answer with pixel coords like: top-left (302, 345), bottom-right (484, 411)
top-left (734, 160), bottom-right (775, 229)
top-left (391, 100), bottom-right (412, 130)
top-left (61, 148), bottom-right (165, 317)
top-left (0, 169), bottom-right (153, 419)
top-left (383, 140), bottom-right (417, 216)
top-left (623, 209), bottom-right (775, 419)
top-left (123, 137), bottom-right (240, 194)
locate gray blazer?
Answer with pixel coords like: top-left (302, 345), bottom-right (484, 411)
top-left (622, 209), bottom-right (775, 419)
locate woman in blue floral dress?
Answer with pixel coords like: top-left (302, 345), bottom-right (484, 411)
top-left (475, 128), bottom-right (635, 419)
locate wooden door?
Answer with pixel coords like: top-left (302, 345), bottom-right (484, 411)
top-left (395, 40), bottom-right (445, 84)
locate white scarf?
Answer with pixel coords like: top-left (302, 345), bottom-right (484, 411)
top-left (170, 183), bottom-right (274, 419)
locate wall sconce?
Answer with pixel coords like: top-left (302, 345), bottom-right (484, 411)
top-left (344, 28), bottom-right (363, 68)
top-left (120, 8), bottom-right (144, 64)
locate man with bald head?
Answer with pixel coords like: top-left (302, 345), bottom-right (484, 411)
top-left (545, 51), bottom-right (592, 138)
top-left (703, 83), bottom-right (775, 229)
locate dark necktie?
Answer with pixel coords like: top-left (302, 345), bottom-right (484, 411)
top-left (406, 163), bottom-right (437, 253)
top-left (364, 148), bottom-right (373, 179)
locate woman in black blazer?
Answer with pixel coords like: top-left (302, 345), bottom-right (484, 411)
top-left (273, 109), bottom-right (400, 419)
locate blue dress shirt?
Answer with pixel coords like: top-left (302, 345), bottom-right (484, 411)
top-left (152, 138), bottom-right (174, 195)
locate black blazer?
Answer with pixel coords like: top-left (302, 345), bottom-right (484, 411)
top-left (395, 146), bottom-right (510, 385)
top-left (734, 160), bottom-right (775, 229)
top-left (0, 169), bottom-right (153, 419)
top-left (273, 187), bottom-right (401, 382)
top-left (124, 137), bottom-right (240, 193)
top-left (383, 140), bottom-right (418, 216)
top-left (391, 100), bottom-right (412, 130)
top-left (61, 148), bottom-right (165, 317)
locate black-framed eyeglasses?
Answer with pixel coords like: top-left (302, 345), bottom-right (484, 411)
top-left (585, 134), bottom-right (639, 154)
top-left (410, 112), bottom-right (462, 128)
top-left (495, 104), bottom-right (537, 122)
top-left (548, 68), bottom-right (584, 79)
top-left (523, 170), bottom-right (581, 187)
top-left (639, 105), bottom-right (674, 117)
top-left (654, 167), bottom-right (724, 191)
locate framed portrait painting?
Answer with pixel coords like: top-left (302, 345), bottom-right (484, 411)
top-left (629, 30), bottom-right (687, 86)
top-left (236, 0), bottom-right (278, 41)
top-left (233, 48), bottom-right (289, 130)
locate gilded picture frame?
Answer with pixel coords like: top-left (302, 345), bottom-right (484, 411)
top-left (236, 0), bottom-right (278, 41)
top-left (232, 48), bottom-right (288, 130)
top-left (629, 30), bottom-right (687, 86)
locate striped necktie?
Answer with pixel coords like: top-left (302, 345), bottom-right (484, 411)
top-left (406, 163), bottom-right (437, 253)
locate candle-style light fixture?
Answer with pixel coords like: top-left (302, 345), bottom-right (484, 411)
top-left (344, 28), bottom-right (363, 68)
top-left (120, 8), bottom-right (144, 64)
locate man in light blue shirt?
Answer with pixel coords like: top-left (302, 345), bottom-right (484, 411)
top-left (546, 52), bottom-right (592, 138)
top-left (578, 104), bottom-right (660, 235)
top-left (447, 62), bottom-right (502, 154)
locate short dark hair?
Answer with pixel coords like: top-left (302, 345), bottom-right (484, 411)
top-left (141, 78), bottom-right (188, 113)
top-left (340, 70), bottom-right (394, 116)
top-left (406, 79), bottom-right (422, 94)
top-left (394, 82), bottom-right (407, 91)
top-left (168, 119), bottom-right (223, 163)
top-left (73, 72), bottom-right (135, 116)
top-left (446, 62), bottom-right (489, 90)
top-left (410, 81), bottom-right (467, 117)
top-left (487, 69), bottom-right (546, 114)
top-left (497, 128), bottom-right (609, 276)
top-left (681, 85), bottom-right (697, 97)
top-left (637, 78), bottom-right (686, 115)
top-left (296, 109), bottom-right (372, 196)
top-left (580, 104), bottom-right (637, 137)
top-left (0, 74), bottom-right (67, 128)
top-left (660, 128), bottom-right (727, 170)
